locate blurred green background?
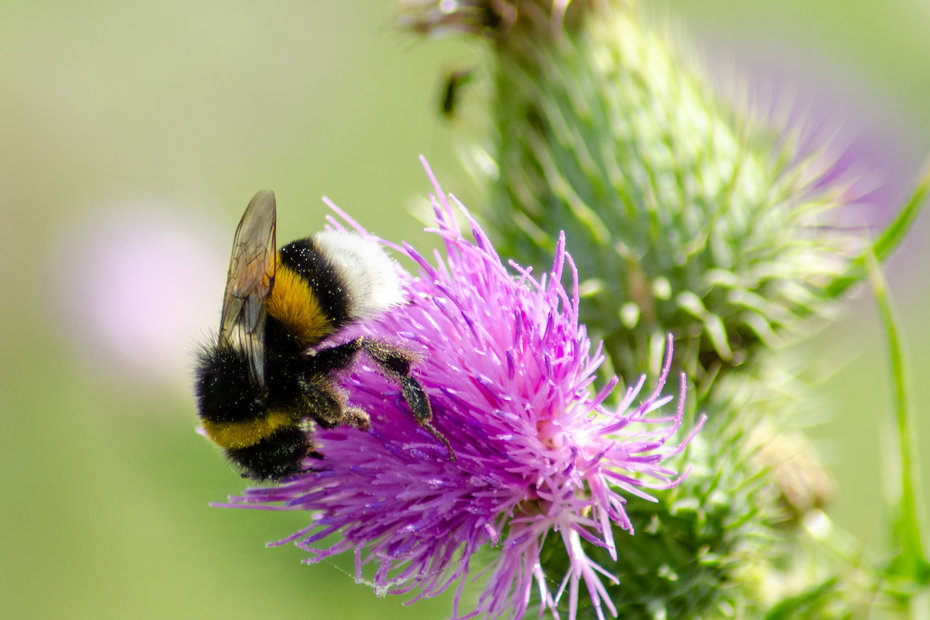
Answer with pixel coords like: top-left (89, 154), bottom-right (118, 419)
top-left (1, 1), bottom-right (927, 618)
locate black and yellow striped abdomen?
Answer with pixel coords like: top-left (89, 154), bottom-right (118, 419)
top-left (194, 341), bottom-right (310, 479)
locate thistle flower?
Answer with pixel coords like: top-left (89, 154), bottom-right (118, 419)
top-left (220, 161), bottom-right (703, 620)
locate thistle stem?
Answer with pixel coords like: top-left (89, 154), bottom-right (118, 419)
top-left (866, 250), bottom-right (930, 612)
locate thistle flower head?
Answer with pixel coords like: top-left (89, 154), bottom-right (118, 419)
top-left (221, 161), bottom-right (703, 620)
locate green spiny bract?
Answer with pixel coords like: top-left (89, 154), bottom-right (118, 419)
top-left (484, 2), bottom-right (856, 385)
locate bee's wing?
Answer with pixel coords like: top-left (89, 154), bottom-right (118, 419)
top-left (219, 190), bottom-right (277, 386)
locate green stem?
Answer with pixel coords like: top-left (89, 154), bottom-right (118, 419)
top-left (866, 250), bottom-right (930, 610)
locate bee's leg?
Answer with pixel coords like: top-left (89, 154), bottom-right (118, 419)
top-left (302, 337), bottom-right (365, 375)
top-left (357, 339), bottom-right (429, 420)
top-left (298, 376), bottom-right (370, 431)
top-left (359, 340), bottom-right (430, 421)
top-left (309, 338), bottom-right (426, 421)
top-left (360, 339), bottom-right (456, 462)
top-left (342, 406), bottom-right (372, 430)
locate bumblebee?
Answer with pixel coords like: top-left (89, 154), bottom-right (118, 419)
top-left (195, 190), bottom-right (454, 480)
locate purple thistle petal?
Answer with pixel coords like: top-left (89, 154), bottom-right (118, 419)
top-left (220, 159), bottom-right (704, 619)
